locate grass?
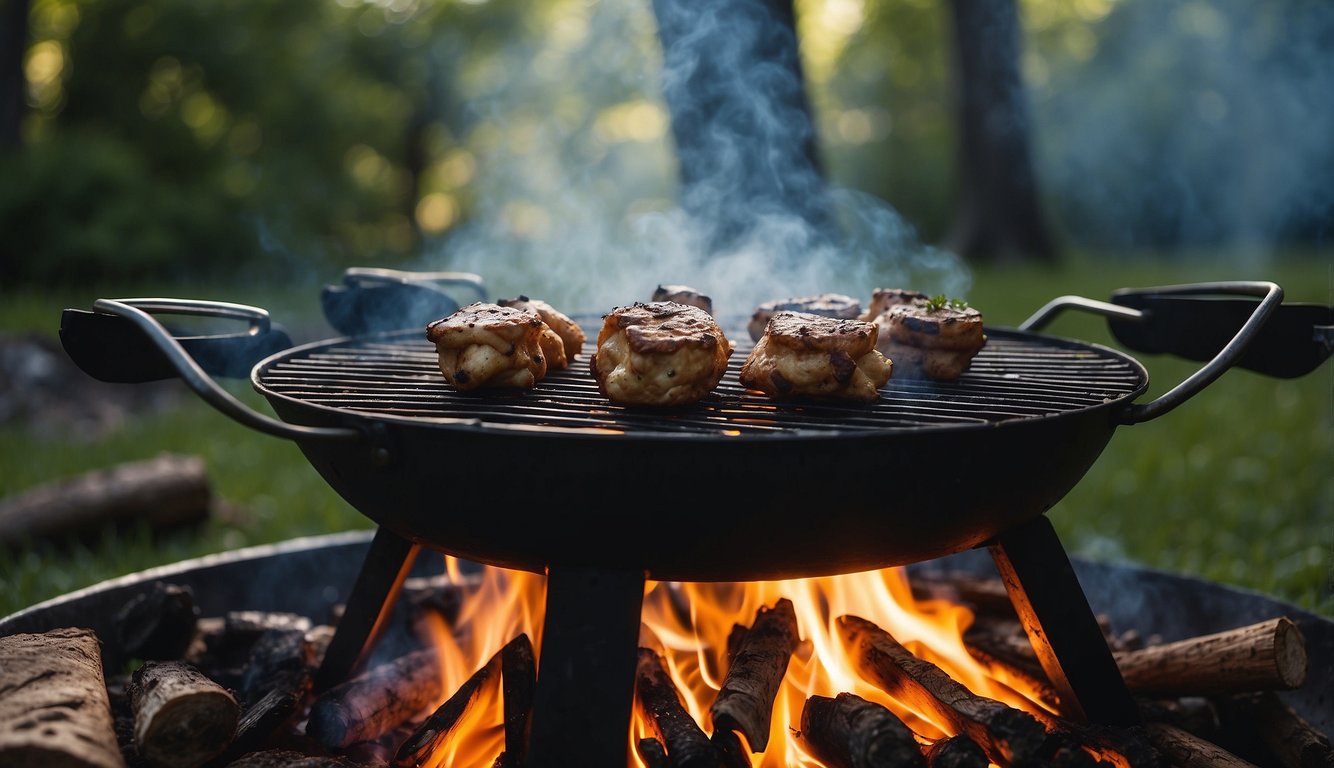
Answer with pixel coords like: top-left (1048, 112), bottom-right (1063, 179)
top-left (1, 255), bottom-right (1330, 619)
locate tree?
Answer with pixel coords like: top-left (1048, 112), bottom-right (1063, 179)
top-left (943, 0), bottom-right (1056, 265)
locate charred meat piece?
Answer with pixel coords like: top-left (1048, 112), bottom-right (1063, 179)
top-left (651, 284), bottom-right (714, 315)
top-left (739, 311), bottom-right (893, 402)
top-left (496, 294), bottom-right (586, 367)
top-left (426, 302), bottom-right (552, 391)
top-left (873, 297), bottom-right (985, 381)
top-left (748, 293), bottom-right (861, 342)
top-left (859, 287), bottom-right (929, 321)
top-left (589, 301), bottom-right (733, 406)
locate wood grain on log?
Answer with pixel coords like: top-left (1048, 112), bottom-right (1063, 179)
top-left (1116, 617), bottom-right (1307, 696)
top-left (710, 597), bottom-right (800, 752)
top-left (1214, 690), bottom-right (1334, 768)
top-left (0, 453), bottom-right (211, 547)
top-left (128, 660), bottom-right (238, 768)
top-left (837, 614), bottom-right (1047, 767)
top-left (800, 692), bottom-right (926, 768)
top-left (0, 627), bottom-right (127, 768)
top-left (306, 647), bottom-right (442, 749)
top-left (636, 647), bottom-right (723, 768)
top-left (1143, 722), bottom-right (1259, 768)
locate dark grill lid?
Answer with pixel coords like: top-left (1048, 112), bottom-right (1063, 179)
top-left (254, 328), bottom-right (1147, 437)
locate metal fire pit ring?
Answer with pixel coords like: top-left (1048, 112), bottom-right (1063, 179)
top-left (2, 531), bottom-right (1330, 736)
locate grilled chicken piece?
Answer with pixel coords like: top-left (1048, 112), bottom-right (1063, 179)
top-left (739, 311), bottom-right (893, 402)
top-left (651, 284), bottom-right (713, 315)
top-left (496, 294), bottom-right (586, 367)
top-left (426, 302), bottom-right (552, 391)
top-left (748, 293), bottom-right (861, 342)
top-left (873, 298), bottom-right (985, 381)
top-left (859, 287), bottom-right (929, 321)
top-left (589, 301), bottom-right (733, 406)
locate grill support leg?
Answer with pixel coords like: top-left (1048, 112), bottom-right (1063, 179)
top-left (527, 567), bottom-right (646, 768)
top-left (988, 515), bottom-right (1140, 725)
top-left (314, 526), bottom-right (420, 693)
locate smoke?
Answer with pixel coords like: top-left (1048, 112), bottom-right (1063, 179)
top-left (1034, 0), bottom-right (1334, 256)
top-left (419, 0), bottom-right (970, 320)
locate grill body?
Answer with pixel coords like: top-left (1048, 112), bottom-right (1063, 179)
top-left (254, 327), bottom-right (1147, 581)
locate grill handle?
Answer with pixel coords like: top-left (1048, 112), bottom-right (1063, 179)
top-left (1020, 281), bottom-right (1284, 425)
top-left (69, 298), bottom-right (362, 443)
top-left (321, 267), bottom-right (487, 335)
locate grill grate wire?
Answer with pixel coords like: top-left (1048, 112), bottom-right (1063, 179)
top-left (256, 329), bottom-right (1145, 437)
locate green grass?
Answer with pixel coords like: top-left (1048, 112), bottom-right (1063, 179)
top-left (1, 255), bottom-right (1330, 619)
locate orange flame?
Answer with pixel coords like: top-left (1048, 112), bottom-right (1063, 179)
top-left (412, 558), bottom-right (1053, 767)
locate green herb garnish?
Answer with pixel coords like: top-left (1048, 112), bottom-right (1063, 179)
top-left (922, 294), bottom-right (969, 312)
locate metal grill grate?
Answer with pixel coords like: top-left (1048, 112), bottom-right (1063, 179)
top-left (255, 328), bottom-right (1145, 437)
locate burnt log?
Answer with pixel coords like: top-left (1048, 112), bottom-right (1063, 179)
top-left (711, 728), bottom-right (754, 768)
top-left (113, 581), bottom-right (199, 661)
top-left (0, 627), bottom-right (127, 768)
top-left (501, 633), bottom-right (536, 766)
top-left (837, 614), bottom-right (1047, 767)
top-left (306, 647), bottom-right (442, 749)
top-left (800, 692), bottom-right (926, 768)
top-left (213, 667), bottom-right (314, 766)
top-left (710, 597), bottom-right (800, 752)
top-left (1143, 722), bottom-right (1259, 768)
top-left (0, 453), bottom-right (211, 547)
top-left (1116, 617), bottom-right (1307, 697)
top-left (925, 735), bottom-right (989, 768)
top-left (636, 647), bottom-right (724, 768)
top-left (638, 737), bottom-right (673, 768)
top-left (237, 628), bottom-right (317, 707)
top-left (1213, 690), bottom-right (1334, 768)
top-left (128, 660), bottom-right (239, 768)
top-left (910, 571), bottom-right (1017, 619)
top-left (392, 635), bottom-right (523, 767)
top-left (224, 750), bottom-right (364, 767)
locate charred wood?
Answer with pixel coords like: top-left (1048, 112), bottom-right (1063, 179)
top-left (925, 735), bottom-right (989, 768)
top-left (963, 644), bottom-right (1061, 714)
top-left (910, 571), bottom-right (1017, 619)
top-left (211, 667), bottom-right (313, 767)
top-left (1143, 722), bottom-right (1259, 768)
top-left (501, 633), bottom-right (536, 767)
top-left (0, 628), bottom-right (127, 768)
top-left (237, 628), bottom-right (317, 707)
top-left (114, 581), bottom-right (200, 662)
top-left (638, 737), bottom-right (673, 768)
top-left (711, 728), bottom-right (754, 768)
top-left (306, 647), bottom-right (442, 749)
top-left (636, 647), bottom-right (724, 768)
top-left (710, 597), bottom-right (800, 752)
top-left (838, 614), bottom-right (1047, 767)
top-left (128, 660), bottom-right (238, 768)
top-left (799, 692), bottom-right (926, 768)
top-left (0, 453), bottom-right (212, 548)
top-left (223, 749), bottom-right (365, 767)
top-left (1213, 690), bottom-right (1334, 768)
top-left (1116, 617), bottom-right (1307, 697)
top-left (392, 635), bottom-right (523, 767)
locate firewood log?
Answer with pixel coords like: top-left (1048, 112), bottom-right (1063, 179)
top-left (128, 660), bottom-right (239, 768)
top-left (800, 692), bottom-right (926, 768)
top-left (237, 628), bottom-right (317, 707)
top-left (909, 571), bottom-right (1017, 619)
top-left (710, 597), bottom-right (800, 752)
top-left (0, 453), bottom-right (211, 547)
top-left (306, 647), bottom-right (443, 749)
top-left (501, 633), bottom-right (536, 766)
top-left (1143, 722), bottom-right (1259, 768)
top-left (113, 581), bottom-right (199, 661)
top-left (213, 667), bottom-right (313, 766)
top-left (1115, 617), bottom-right (1307, 696)
top-left (636, 647), bottom-right (724, 768)
top-left (0, 628), bottom-right (127, 768)
top-left (1213, 690), bottom-right (1334, 768)
top-left (391, 635), bottom-right (520, 767)
top-left (637, 737), bottom-right (672, 768)
top-left (711, 728), bottom-right (754, 768)
top-left (837, 614), bottom-right (1047, 767)
top-left (224, 749), bottom-right (364, 767)
top-left (924, 735), bottom-right (989, 768)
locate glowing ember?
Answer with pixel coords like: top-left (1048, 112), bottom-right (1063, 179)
top-left (412, 558), bottom-right (1053, 767)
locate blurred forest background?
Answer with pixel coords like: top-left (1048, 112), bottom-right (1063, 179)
top-left (2, 0), bottom-right (1332, 288)
top-left (0, 0), bottom-right (1330, 619)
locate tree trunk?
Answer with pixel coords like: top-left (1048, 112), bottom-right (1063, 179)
top-left (650, 0), bottom-right (834, 259)
top-left (944, 0), bottom-right (1057, 265)
top-left (0, 0), bottom-right (28, 149)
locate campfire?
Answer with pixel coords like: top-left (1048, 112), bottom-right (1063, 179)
top-left (1, 549), bottom-right (1327, 768)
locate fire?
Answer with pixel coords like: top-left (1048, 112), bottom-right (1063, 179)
top-left (411, 558), bottom-right (1053, 767)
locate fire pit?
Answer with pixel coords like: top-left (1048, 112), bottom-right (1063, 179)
top-left (15, 274), bottom-right (1330, 767)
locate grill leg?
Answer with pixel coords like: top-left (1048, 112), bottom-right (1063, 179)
top-left (314, 526), bottom-right (421, 693)
top-left (988, 516), bottom-right (1140, 725)
top-left (527, 567), bottom-right (646, 768)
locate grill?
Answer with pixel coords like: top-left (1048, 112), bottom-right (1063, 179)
top-left (55, 276), bottom-right (1330, 767)
top-left (256, 328), bottom-right (1145, 435)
